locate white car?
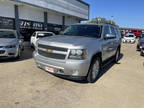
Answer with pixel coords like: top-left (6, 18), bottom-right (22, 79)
top-left (30, 31), bottom-right (55, 48)
top-left (123, 33), bottom-right (136, 43)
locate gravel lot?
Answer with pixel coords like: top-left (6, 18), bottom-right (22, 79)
top-left (0, 42), bottom-right (144, 108)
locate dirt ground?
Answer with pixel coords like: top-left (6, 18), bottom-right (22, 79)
top-left (0, 42), bottom-right (144, 108)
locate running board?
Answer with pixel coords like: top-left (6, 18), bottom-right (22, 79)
top-left (101, 57), bottom-right (115, 68)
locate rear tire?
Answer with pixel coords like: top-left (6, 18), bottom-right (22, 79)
top-left (87, 57), bottom-right (101, 83)
top-left (114, 48), bottom-right (120, 63)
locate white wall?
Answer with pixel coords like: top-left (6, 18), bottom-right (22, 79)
top-left (14, 0), bottom-right (89, 20)
top-left (65, 16), bottom-right (79, 26)
top-left (19, 5), bottom-right (44, 22)
top-left (48, 11), bottom-right (62, 25)
top-left (0, 0), bottom-right (14, 18)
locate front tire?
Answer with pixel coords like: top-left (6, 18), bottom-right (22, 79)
top-left (15, 47), bottom-right (21, 59)
top-left (87, 57), bottom-right (101, 83)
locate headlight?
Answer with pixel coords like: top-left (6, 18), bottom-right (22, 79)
top-left (5, 45), bottom-right (16, 48)
top-left (68, 49), bottom-right (87, 60)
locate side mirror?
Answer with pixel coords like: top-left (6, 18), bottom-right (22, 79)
top-left (104, 34), bottom-right (116, 39)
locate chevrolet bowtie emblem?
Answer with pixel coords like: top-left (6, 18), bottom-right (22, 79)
top-left (46, 49), bottom-right (52, 53)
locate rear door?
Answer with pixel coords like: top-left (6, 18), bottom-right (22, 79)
top-left (101, 25), bottom-right (113, 61)
top-left (109, 26), bottom-right (118, 56)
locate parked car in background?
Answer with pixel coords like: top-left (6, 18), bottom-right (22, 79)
top-left (137, 34), bottom-right (144, 51)
top-left (140, 45), bottom-right (144, 56)
top-left (30, 31), bottom-right (55, 48)
top-left (123, 33), bottom-right (136, 43)
top-left (0, 29), bottom-right (24, 59)
top-left (131, 30), bottom-right (142, 38)
top-left (33, 23), bottom-right (121, 83)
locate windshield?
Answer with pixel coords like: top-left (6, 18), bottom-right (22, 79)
top-left (63, 25), bottom-right (102, 38)
top-left (37, 33), bottom-right (53, 38)
top-left (125, 35), bottom-right (134, 37)
top-left (0, 31), bottom-right (16, 38)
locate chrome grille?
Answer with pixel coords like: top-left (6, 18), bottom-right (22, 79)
top-left (38, 44), bottom-right (68, 60)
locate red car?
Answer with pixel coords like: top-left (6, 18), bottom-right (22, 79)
top-left (131, 30), bottom-right (142, 38)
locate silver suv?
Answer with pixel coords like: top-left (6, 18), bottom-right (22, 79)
top-left (0, 29), bottom-right (24, 59)
top-left (33, 23), bottom-right (121, 83)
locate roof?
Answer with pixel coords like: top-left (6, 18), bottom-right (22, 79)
top-left (76, 0), bottom-right (89, 6)
top-left (0, 29), bottom-right (16, 32)
top-left (126, 33), bottom-right (135, 35)
top-left (73, 23), bottom-right (118, 27)
top-left (35, 31), bottom-right (53, 33)
top-left (120, 28), bottom-right (144, 31)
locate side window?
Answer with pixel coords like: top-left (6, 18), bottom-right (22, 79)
top-left (103, 26), bottom-right (110, 36)
top-left (115, 28), bottom-right (118, 36)
top-left (115, 28), bottom-right (121, 37)
top-left (110, 26), bottom-right (116, 36)
top-left (32, 32), bottom-right (36, 37)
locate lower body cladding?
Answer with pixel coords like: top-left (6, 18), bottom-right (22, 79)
top-left (33, 51), bottom-right (90, 80)
top-left (0, 47), bottom-right (18, 59)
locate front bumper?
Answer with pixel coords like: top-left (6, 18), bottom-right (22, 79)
top-left (0, 47), bottom-right (18, 58)
top-left (33, 51), bottom-right (90, 77)
top-left (123, 39), bottom-right (135, 43)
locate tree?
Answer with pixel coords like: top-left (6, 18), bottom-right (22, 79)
top-left (89, 17), bottom-right (117, 26)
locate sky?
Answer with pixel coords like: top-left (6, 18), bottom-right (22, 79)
top-left (83, 0), bottom-right (144, 29)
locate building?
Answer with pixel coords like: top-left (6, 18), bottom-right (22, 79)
top-left (0, 0), bottom-right (89, 41)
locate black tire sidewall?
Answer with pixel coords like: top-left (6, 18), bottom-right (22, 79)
top-left (87, 57), bottom-right (101, 83)
top-left (114, 48), bottom-right (120, 63)
top-left (16, 47), bottom-right (21, 59)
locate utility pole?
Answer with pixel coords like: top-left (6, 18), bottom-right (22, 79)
top-left (111, 16), bottom-right (114, 24)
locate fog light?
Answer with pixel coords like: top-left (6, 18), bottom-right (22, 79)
top-left (57, 69), bottom-right (64, 74)
top-left (8, 53), bottom-right (15, 55)
top-left (72, 70), bottom-right (79, 76)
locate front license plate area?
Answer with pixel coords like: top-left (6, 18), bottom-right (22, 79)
top-left (45, 66), bottom-right (54, 73)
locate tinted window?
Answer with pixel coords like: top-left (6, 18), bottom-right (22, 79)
top-left (115, 28), bottom-right (121, 37)
top-left (125, 35), bottom-right (134, 37)
top-left (134, 30), bottom-right (137, 32)
top-left (0, 31), bottom-right (16, 38)
top-left (103, 26), bottom-right (110, 36)
top-left (110, 26), bottom-right (116, 35)
top-left (63, 25), bottom-right (102, 38)
top-left (32, 32), bottom-right (36, 37)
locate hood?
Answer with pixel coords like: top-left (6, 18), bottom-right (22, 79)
top-left (0, 38), bottom-right (18, 46)
top-left (38, 35), bottom-right (99, 48)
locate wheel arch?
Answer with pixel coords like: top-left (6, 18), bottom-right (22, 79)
top-left (91, 52), bottom-right (102, 65)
